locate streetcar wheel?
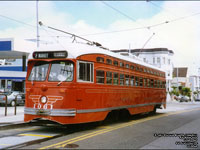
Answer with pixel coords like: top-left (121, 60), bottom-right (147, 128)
top-left (149, 106), bottom-right (156, 115)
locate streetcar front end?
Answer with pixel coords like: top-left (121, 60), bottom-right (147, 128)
top-left (24, 50), bottom-right (79, 124)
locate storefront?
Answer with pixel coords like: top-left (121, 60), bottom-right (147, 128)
top-left (0, 38), bottom-right (30, 93)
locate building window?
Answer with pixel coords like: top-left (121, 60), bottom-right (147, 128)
top-left (96, 70), bottom-right (104, 84)
top-left (168, 59), bottom-right (170, 65)
top-left (113, 73), bottom-right (119, 85)
top-left (153, 57), bottom-right (155, 64)
top-left (163, 57), bottom-right (165, 64)
top-left (78, 61), bottom-right (93, 82)
top-left (106, 72), bottom-right (112, 84)
top-left (157, 57), bottom-right (160, 64)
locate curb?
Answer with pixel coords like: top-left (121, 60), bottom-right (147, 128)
top-left (0, 122), bottom-right (30, 130)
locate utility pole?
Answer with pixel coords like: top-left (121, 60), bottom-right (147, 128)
top-left (36, 0), bottom-right (39, 48)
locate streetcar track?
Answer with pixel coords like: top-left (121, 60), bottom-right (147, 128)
top-left (0, 113), bottom-right (164, 149)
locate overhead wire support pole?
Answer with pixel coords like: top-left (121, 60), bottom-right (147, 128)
top-left (137, 33), bottom-right (155, 57)
top-left (36, 0), bottom-right (39, 48)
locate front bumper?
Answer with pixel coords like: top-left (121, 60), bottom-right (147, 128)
top-left (24, 107), bottom-right (76, 116)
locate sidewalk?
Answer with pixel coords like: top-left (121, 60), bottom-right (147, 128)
top-left (0, 106), bottom-right (24, 128)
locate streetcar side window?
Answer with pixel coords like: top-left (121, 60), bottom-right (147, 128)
top-left (139, 77), bottom-right (143, 87)
top-left (106, 72), bottom-right (112, 84)
top-left (113, 60), bottom-right (118, 66)
top-left (147, 79), bottom-right (150, 87)
top-left (28, 61), bottom-right (49, 81)
top-left (130, 76), bottom-right (134, 86)
top-left (120, 62), bottom-right (124, 67)
top-left (135, 77), bottom-right (139, 86)
top-left (162, 81), bottom-right (166, 88)
top-left (96, 57), bottom-right (104, 63)
top-left (125, 75), bottom-right (129, 86)
top-left (150, 79), bottom-right (154, 88)
top-left (106, 59), bottom-right (112, 65)
top-left (130, 65), bottom-right (134, 70)
top-left (96, 70), bottom-right (105, 84)
top-left (113, 73), bottom-right (119, 85)
top-left (160, 81), bottom-right (162, 88)
top-left (144, 78), bottom-right (147, 87)
top-left (120, 74), bottom-right (124, 85)
top-left (157, 80), bottom-right (160, 88)
top-left (77, 61), bottom-right (94, 82)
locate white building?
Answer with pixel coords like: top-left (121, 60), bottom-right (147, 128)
top-left (189, 68), bottom-right (200, 100)
top-left (112, 48), bottom-right (174, 92)
top-left (172, 67), bottom-right (190, 88)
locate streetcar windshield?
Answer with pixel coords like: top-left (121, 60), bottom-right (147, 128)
top-left (28, 61), bottom-right (49, 81)
top-left (48, 61), bottom-right (74, 82)
top-left (28, 61), bottom-right (74, 82)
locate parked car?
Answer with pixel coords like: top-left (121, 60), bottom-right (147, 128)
top-left (179, 95), bottom-right (190, 102)
top-left (0, 91), bottom-right (25, 106)
top-left (195, 98), bottom-right (200, 102)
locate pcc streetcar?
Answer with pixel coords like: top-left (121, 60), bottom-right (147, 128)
top-left (24, 43), bottom-right (166, 124)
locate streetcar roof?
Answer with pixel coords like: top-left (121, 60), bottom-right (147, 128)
top-left (29, 42), bottom-right (165, 72)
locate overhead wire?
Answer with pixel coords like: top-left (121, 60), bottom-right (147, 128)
top-left (149, 1), bottom-right (200, 24)
top-left (0, 14), bottom-right (36, 28)
top-left (1, 2), bottom-right (200, 47)
top-left (100, 1), bottom-right (152, 32)
top-left (80, 10), bottom-right (200, 37)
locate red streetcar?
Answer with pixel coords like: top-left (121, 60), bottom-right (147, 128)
top-left (24, 43), bottom-right (166, 124)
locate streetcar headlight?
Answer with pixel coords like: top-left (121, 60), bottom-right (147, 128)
top-left (41, 96), bottom-right (47, 103)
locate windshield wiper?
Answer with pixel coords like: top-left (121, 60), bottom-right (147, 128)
top-left (57, 81), bottom-right (63, 86)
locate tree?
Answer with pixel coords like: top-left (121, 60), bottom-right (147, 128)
top-left (181, 87), bottom-right (191, 97)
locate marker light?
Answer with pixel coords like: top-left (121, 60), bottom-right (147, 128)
top-left (41, 96), bottom-right (47, 104)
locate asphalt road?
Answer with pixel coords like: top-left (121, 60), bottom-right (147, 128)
top-left (1, 102), bottom-right (200, 149)
top-left (27, 106), bottom-right (200, 149)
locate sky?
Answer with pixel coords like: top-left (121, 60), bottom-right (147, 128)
top-left (0, 1), bottom-right (200, 74)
